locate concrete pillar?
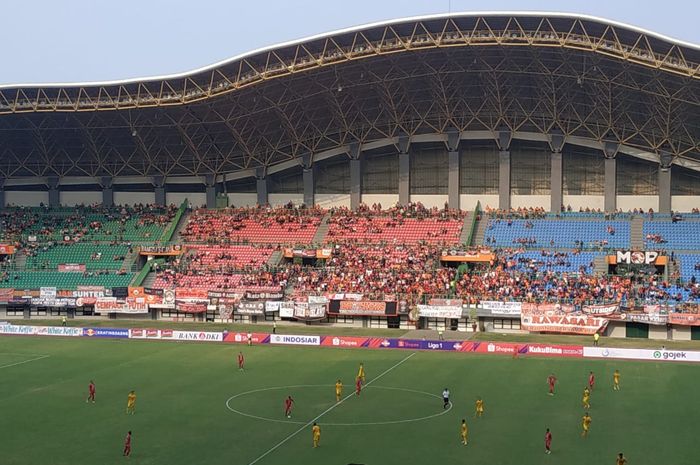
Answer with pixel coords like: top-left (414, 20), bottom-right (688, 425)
top-left (603, 142), bottom-right (618, 213)
top-left (255, 167), bottom-right (268, 206)
top-left (204, 174), bottom-right (217, 209)
top-left (100, 176), bottom-right (114, 207)
top-left (153, 175), bottom-right (166, 206)
top-left (0, 177), bottom-right (5, 209)
top-left (549, 131), bottom-right (565, 213)
top-left (496, 129), bottom-right (512, 210)
top-left (447, 128), bottom-right (460, 210)
top-left (349, 142), bottom-right (362, 210)
top-left (398, 134), bottom-right (410, 205)
top-left (301, 153), bottom-right (314, 207)
top-left (659, 152), bottom-right (673, 214)
top-left (47, 176), bottom-right (60, 207)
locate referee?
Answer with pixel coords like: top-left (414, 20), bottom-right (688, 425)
top-left (442, 388), bottom-right (450, 409)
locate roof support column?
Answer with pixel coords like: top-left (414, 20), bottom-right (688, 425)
top-left (398, 134), bottom-right (410, 206)
top-left (255, 167), bottom-right (269, 207)
top-left (301, 153), bottom-right (315, 207)
top-left (496, 129), bottom-right (512, 211)
top-left (603, 142), bottom-right (618, 213)
top-left (659, 152), bottom-right (673, 214)
top-left (549, 130), bottom-right (565, 213)
top-left (100, 176), bottom-right (114, 208)
top-left (349, 142), bottom-right (362, 211)
top-left (447, 128), bottom-right (460, 211)
top-left (0, 177), bottom-right (5, 209)
top-left (47, 176), bottom-right (60, 208)
top-left (153, 175), bottom-right (166, 206)
top-left (204, 174), bottom-right (217, 209)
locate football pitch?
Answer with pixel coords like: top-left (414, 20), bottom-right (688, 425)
top-left (0, 336), bottom-right (697, 465)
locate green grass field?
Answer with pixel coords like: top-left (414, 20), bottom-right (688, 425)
top-left (0, 336), bottom-right (697, 465)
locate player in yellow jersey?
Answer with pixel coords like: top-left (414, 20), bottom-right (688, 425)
top-left (581, 412), bottom-right (591, 437)
top-left (475, 398), bottom-right (484, 418)
top-left (335, 379), bottom-right (343, 402)
top-left (613, 369), bottom-right (621, 391)
top-left (126, 390), bottom-right (136, 415)
top-left (357, 363), bottom-right (365, 384)
top-left (460, 419), bottom-right (468, 445)
top-left (582, 386), bottom-right (591, 409)
top-left (616, 452), bottom-right (627, 465)
top-left (312, 422), bottom-right (321, 448)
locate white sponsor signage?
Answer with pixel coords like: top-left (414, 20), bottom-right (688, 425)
top-left (417, 305), bottom-right (463, 319)
top-left (480, 301), bottom-right (522, 315)
top-left (0, 324), bottom-right (82, 337)
top-left (269, 334), bottom-right (320, 346)
top-left (584, 347), bottom-right (700, 363)
top-left (171, 331), bottom-right (223, 342)
top-left (615, 250), bottom-right (659, 264)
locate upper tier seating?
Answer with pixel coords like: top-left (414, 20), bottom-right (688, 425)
top-left (502, 250), bottom-right (599, 275)
top-left (643, 221), bottom-right (700, 250)
top-left (25, 243), bottom-right (130, 271)
top-left (0, 271), bottom-right (133, 289)
top-left (485, 219), bottom-right (630, 249)
top-left (325, 203), bottom-right (464, 245)
top-left (180, 207), bottom-right (322, 245)
top-left (183, 245), bottom-right (274, 271)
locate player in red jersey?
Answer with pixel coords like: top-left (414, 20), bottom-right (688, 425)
top-left (544, 428), bottom-right (552, 454)
top-left (123, 431), bottom-right (132, 457)
top-left (588, 371), bottom-right (595, 390)
top-left (86, 380), bottom-right (96, 403)
top-left (237, 352), bottom-right (244, 371)
top-left (355, 377), bottom-right (362, 396)
top-left (284, 396), bottom-right (294, 418)
top-left (547, 374), bottom-right (557, 396)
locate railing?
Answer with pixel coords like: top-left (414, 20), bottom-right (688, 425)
top-left (158, 199), bottom-right (188, 243)
top-left (465, 201), bottom-right (481, 246)
top-left (130, 258), bottom-right (165, 287)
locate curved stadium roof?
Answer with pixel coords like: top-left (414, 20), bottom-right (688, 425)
top-left (0, 12), bottom-right (698, 180)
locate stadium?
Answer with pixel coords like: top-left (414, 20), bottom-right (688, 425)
top-left (0, 11), bottom-right (699, 465)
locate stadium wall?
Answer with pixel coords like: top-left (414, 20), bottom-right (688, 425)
top-left (167, 193), bottom-right (206, 208)
top-left (59, 191), bottom-right (102, 206)
top-left (617, 195), bottom-right (658, 212)
top-left (4, 191), bottom-right (48, 206)
top-left (461, 194), bottom-right (499, 210)
top-left (228, 193), bottom-right (258, 207)
top-left (362, 194), bottom-right (399, 207)
top-left (114, 192), bottom-right (155, 205)
top-left (409, 195), bottom-right (448, 209)
top-left (269, 193), bottom-right (304, 207)
top-left (563, 195), bottom-right (605, 211)
top-left (511, 195), bottom-right (550, 209)
top-left (315, 194), bottom-right (351, 208)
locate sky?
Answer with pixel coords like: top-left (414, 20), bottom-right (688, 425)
top-left (1, 0), bottom-right (698, 85)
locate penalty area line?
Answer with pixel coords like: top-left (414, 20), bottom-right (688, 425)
top-left (0, 354), bottom-right (50, 369)
top-left (246, 351), bottom-right (417, 465)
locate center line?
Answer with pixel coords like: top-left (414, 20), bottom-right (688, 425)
top-left (246, 352), bottom-right (417, 465)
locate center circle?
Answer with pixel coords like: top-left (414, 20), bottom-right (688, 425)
top-left (225, 384), bottom-right (453, 426)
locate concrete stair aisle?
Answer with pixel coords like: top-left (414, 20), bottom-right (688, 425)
top-left (630, 216), bottom-right (644, 249)
top-left (311, 213), bottom-right (331, 245)
top-left (141, 270), bottom-right (158, 288)
top-left (593, 254), bottom-right (609, 275)
top-left (13, 250), bottom-right (27, 271)
top-left (169, 209), bottom-right (192, 242)
top-left (266, 249), bottom-right (283, 267)
top-left (119, 248), bottom-right (139, 273)
top-left (458, 211), bottom-right (473, 245)
top-left (472, 213), bottom-right (490, 246)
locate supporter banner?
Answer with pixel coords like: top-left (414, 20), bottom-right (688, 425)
top-left (149, 289), bottom-right (176, 309)
top-left (57, 263), bottom-right (85, 272)
top-left (521, 313), bottom-right (608, 335)
top-left (175, 301), bottom-right (208, 313)
top-left (244, 291), bottom-right (284, 301)
top-left (128, 287), bottom-right (145, 298)
top-left (279, 302), bottom-right (295, 318)
top-left (480, 301), bottom-right (522, 315)
top-left (0, 324), bottom-right (83, 337)
top-left (328, 300), bottom-right (397, 316)
top-left (139, 244), bottom-right (183, 256)
top-left (429, 298), bottom-right (462, 307)
top-left (440, 249), bottom-right (494, 262)
top-left (643, 304), bottom-right (672, 314)
top-left (14, 289), bottom-right (39, 299)
top-left (31, 297), bottom-right (77, 307)
top-left (58, 287), bottom-right (109, 306)
top-left (83, 327), bottom-right (129, 338)
top-left (217, 304), bottom-right (234, 319)
top-left (176, 288), bottom-right (209, 300)
top-left (222, 332), bottom-right (270, 344)
top-left (582, 303), bottom-right (619, 316)
top-left (171, 330), bottom-right (223, 342)
top-left (143, 288), bottom-right (163, 305)
top-left (521, 302), bottom-right (576, 314)
top-left (112, 287), bottom-right (128, 298)
top-left (236, 301), bottom-right (265, 315)
top-left (308, 295), bottom-right (329, 304)
top-left (269, 334), bottom-right (320, 346)
top-left (94, 297), bottom-right (148, 314)
top-left (329, 293), bottom-right (364, 301)
top-left (283, 247), bottom-right (332, 259)
top-left (40, 287), bottom-right (57, 299)
top-left (584, 347), bottom-right (700, 363)
top-left (611, 312), bottom-right (669, 325)
top-left (293, 302), bottom-right (326, 320)
top-left (667, 313), bottom-right (700, 326)
top-left (0, 244), bottom-right (16, 255)
top-left (417, 305), bottom-right (463, 319)
top-left (0, 288), bottom-right (13, 302)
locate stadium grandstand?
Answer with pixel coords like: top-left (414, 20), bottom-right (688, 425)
top-left (1, 11), bottom-right (699, 341)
